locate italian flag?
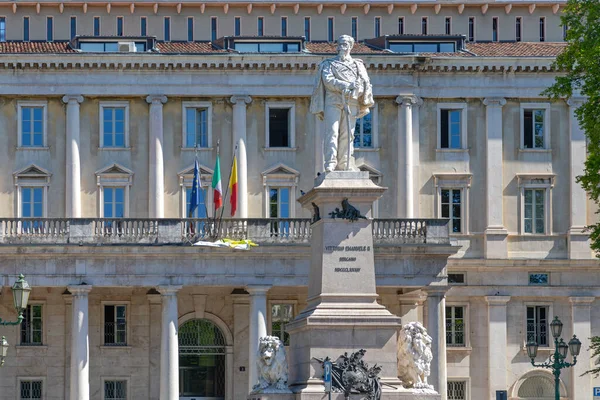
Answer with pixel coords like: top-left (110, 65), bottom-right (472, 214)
top-left (212, 155), bottom-right (223, 210)
top-left (229, 155), bottom-right (238, 217)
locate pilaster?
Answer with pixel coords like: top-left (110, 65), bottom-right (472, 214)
top-left (483, 97), bottom-right (508, 259)
top-left (62, 95), bottom-right (84, 218)
top-left (485, 295), bottom-right (511, 399)
top-left (569, 296), bottom-right (595, 399)
top-left (398, 291), bottom-right (426, 324)
top-left (147, 95), bottom-right (168, 218)
top-left (147, 291), bottom-right (162, 400)
top-left (230, 95), bottom-right (252, 218)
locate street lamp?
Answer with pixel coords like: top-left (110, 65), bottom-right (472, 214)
top-left (0, 336), bottom-right (8, 366)
top-left (527, 316), bottom-right (582, 400)
top-left (0, 274), bottom-right (31, 326)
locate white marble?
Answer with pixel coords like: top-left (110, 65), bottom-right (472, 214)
top-left (63, 95), bottom-right (83, 218)
top-left (147, 95), bottom-right (167, 218)
top-left (68, 285), bottom-right (92, 400)
top-left (157, 285), bottom-right (181, 400)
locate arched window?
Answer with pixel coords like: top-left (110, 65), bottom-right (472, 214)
top-left (513, 371), bottom-right (567, 399)
top-left (179, 319), bottom-right (227, 399)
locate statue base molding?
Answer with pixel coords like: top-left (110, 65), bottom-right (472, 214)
top-left (248, 391), bottom-right (441, 400)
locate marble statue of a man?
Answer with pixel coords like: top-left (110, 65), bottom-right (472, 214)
top-left (310, 34), bottom-right (374, 172)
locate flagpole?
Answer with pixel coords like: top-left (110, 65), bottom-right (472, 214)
top-left (218, 144), bottom-right (238, 233)
top-left (213, 140), bottom-right (220, 239)
top-left (196, 144), bottom-right (209, 226)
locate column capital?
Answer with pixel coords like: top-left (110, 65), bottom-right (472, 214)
top-left (483, 97), bottom-right (506, 107)
top-left (423, 286), bottom-right (448, 297)
top-left (156, 285), bottom-right (182, 295)
top-left (397, 291), bottom-right (427, 305)
top-left (67, 285), bottom-right (92, 295)
top-left (230, 95), bottom-right (252, 105)
top-left (146, 94), bottom-right (168, 105)
top-left (62, 95), bottom-right (84, 104)
top-left (485, 295), bottom-right (511, 305)
top-left (567, 97), bottom-right (586, 108)
top-left (246, 285), bottom-right (271, 295)
top-left (395, 95), bottom-right (422, 107)
top-left (569, 296), bottom-right (596, 305)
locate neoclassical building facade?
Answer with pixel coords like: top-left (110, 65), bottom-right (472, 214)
top-left (0, 1), bottom-right (598, 400)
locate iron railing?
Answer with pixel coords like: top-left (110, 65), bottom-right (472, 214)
top-left (0, 217), bottom-right (450, 245)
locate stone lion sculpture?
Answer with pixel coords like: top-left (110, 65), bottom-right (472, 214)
top-left (250, 336), bottom-right (292, 394)
top-left (397, 322), bottom-right (434, 391)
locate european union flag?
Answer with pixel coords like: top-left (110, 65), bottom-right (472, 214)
top-left (188, 159), bottom-right (203, 218)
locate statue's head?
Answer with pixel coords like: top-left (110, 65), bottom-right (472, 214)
top-left (258, 336), bottom-right (284, 367)
top-left (337, 35), bottom-right (355, 58)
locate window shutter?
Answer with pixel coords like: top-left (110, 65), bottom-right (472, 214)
top-left (440, 109), bottom-right (449, 148)
top-left (524, 110), bottom-right (533, 148)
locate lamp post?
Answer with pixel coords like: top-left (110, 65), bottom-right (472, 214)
top-left (527, 316), bottom-right (582, 400)
top-left (0, 274), bottom-right (31, 326)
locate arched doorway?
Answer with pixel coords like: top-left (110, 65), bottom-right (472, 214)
top-left (179, 319), bottom-right (227, 400)
top-left (511, 371), bottom-right (568, 400)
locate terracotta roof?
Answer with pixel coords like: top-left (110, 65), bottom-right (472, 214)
top-left (0, 41), bottom-right (75, 53)
top-left (156, 42), bottom-right (224, 53)
top-left (465, 42), bottom-right (567, 57)
top-left (305, 42), bottom-right (386, 54)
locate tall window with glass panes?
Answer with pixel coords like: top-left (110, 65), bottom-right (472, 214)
top-left (271, 304), bottom-right (293, 346)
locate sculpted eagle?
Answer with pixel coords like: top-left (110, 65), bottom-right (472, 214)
top-left (250, 336), bottom-right (292, 394)
top-left (397, 322), bottom-right (434, 390)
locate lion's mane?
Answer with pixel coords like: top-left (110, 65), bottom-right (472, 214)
top-left (397, 322), bottom-right (434, 390)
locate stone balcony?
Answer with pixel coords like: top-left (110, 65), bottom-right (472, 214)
top-left (0, 218), bottom-right (450, 246)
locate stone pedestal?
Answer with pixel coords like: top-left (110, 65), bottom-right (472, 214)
top-left (287, 171), bottom-right (407, 398)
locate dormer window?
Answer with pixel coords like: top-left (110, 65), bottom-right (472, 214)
top-left (389, 42), bottom-right (455, 53)
top-left (72, 36), bottom-right (155, 53)
top-left (366, 34), bottom-right (464, 54)
top-left (215, 36), bottom-right (303, 53)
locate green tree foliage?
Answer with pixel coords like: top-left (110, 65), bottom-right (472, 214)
top-left (543, 0), bottom-right (600, 377)
top-left (544, 0), bottom-right (600, 253)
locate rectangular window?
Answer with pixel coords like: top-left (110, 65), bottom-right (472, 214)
top-left (271, 303), bottom-right (293, 346)
top-left (257, 17), bottom-right (264, 36)
top-left (515, 17), bottom-right (522, 42)
top-left (117, 16), bottom-right (124, 36)
top-left (164, 17), bottom-right (170, 41)
top-left (269, 188), bottom-right (290, 218)
top-left (187, 17), bottom-right (194, 41)
top-left (468, 17), bottom-right (475, 41)
top-left (563, 23), bottom-right (568, 41)
top-left (492, 17), bottom-right (498, 42)
top-left (104, 187), bottom-right (125, 219)
top-left (328, 17), bottom-right (334, 42)
top-left (0, 17), bottom-right (5, 42)
top-left (440, 109), bottom-right (461, 149)
top-left (94, 16), bottom-right (101, 36)
top-left (21, 187), bottom-right (43, 219)
top-left (281, 17), bottom-right (287, 36)
top-left (523, 109), bottom-right (545, 149)
top-left (23, 17), bottom-right (30, 41)
top-left (186, 187), bottom-right (208, 218)
top-left (448, 273), bottom-right (465, 285)
top-left (539, 17), bottom-right (545, 42)
top-left (211, 17), bottom-right (218, 41)
top-left (102, 107), bottom-right (126, 147)
top-left (445, 17), bottom-right (451, 35)
top-left (46, 16), bottom-right (53, 41)
top-left (524, 189), bottom-right (545, 234)
top-left (398, 17), bottom-right (404, 34)
top-left (445, 306), bottom-right (465, 347)
top-left (421, 17), bottom-right (428, 35)
top-left (351, 17), bottom-right (358, 40)
top-left (70, 16), bottom-right (77, 39)
top-left (21, 106), bottom-right (44, 147)
top-left (234, 17), bottom-right (241, 36)
top-left (140, 17), bottom-right (147, 36)
top-left (268, 108), bottom-right (290, 147)
top-left (374, 17), bottom-right (381, 37)
top-left (527, 305), bottom-right (549, 346)
top-left (21, 304), bottom-right (43, 345)
top-left (529, 273), bottom-right (549, 285)
top-left (304, 17), bottom-right (311, 41)
top-left (354, 113), bottom-right (372, 148)
top-left (104, 380), bottom-right (127, 400)
top-left (447, 381), bottom-right (467, 400)
top-left (441, 189), bottom-right (462, 233)
top-left (104, 305), bottom-right (127, 345)
top-left (20, 380), bottom-right (42, 400)
top-left (185, 107), bottom-right (209, 148)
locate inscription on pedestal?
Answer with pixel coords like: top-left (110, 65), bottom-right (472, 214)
top-left (325, 245), bottom-right (370, 272)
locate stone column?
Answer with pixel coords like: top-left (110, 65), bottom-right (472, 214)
top-left (395, 96), bottom-right (421, 218)
top-left (569, 296), bottom-right (595, 399)
top-left (485, 296), bottom-right (511, 399)
top-left (483, 98), bottom-right (508, 259)
top-left (230, 95), bottom-right (252, 218)
top-left (147, 95), bottom-right (168, 218)
top-left (157, 285), bottom-right (182, 400)
top-left (567, 98), bottom-right (591, 258)
top-left (63, 95), bottom-right (84, 218)
top-left (246, 285), bottom-right (270, 393)
top-left (425, 287), bottom-right (447, 399)
top-left (67, 285), bottom-right (92, 400)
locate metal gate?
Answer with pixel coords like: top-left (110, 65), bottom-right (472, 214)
top-left (179, 319), bottom-right (226, 400)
